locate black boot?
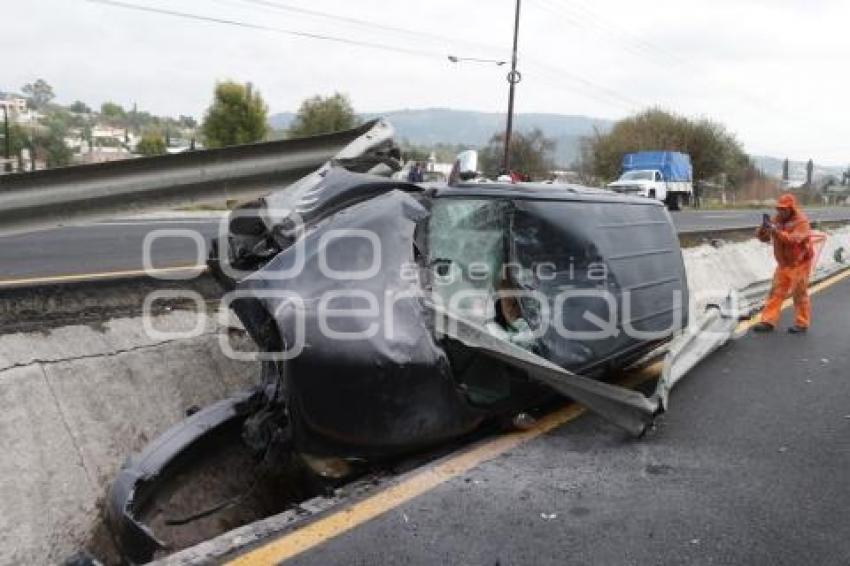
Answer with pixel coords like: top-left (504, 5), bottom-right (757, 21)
top-left (753, 322), bottom-right (775, 333)
top-left (788, 325), bottom-right (808, 334)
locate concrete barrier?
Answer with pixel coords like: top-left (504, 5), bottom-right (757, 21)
top-left (0, 309), bottom-right (256, 565)
top-left (683, 225), bottom-right (850, 312)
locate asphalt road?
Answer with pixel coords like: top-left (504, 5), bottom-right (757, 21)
top-left (274, 273), bottom-right (850, 566)
top-left (0, 217), bottom-right (221, 280)
top-left (2, 207), bottom-right (850, 281)
top-left (673, 206), bottom-right (850, 233)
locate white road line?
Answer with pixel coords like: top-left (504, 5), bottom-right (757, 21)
top-left (0, 265), bottom-right (207, 287)
top-left (96, 219), bottom-right (221, 226)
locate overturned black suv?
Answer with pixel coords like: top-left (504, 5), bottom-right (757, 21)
top-left (108, 122), bottom-right (689, 561)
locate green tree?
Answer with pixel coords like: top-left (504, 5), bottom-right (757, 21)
top-left (178, 114), bottom-right (198, 129)
top-left (82, 124), bottom-right (93, 147)
top-left (43, 107), bottom-right (75, 131)
top-left (69, 100), bottom-right (91, 114)
top-left (201, 81), bottom-right (268, 148)
top-left (583, 108), bottom-right (750, 186)
top-left (287, 92), bottom-right (358, 138)
top-left (478, 128), bottom-right (556, 180)
top-left (1, 123), bottom-right (30, 170)
top-left (398, 142), bottom-right (474, 164)
top-left (431, 142), bottom-right (475, 163)
top-left (135, 133), bottom-right (167, 156)
top-left (21, 79), bottom-right (55, 109)
top-left (31, 116), bottom-right (72, 168)
top-left (400, 140), bottom-right (431, 163)
top-left (38, 135), bottom-right (72, 167)
top-left (4, 123), bottom-right (29, 156)
top-left (100, 101), bottom-right (127, 121)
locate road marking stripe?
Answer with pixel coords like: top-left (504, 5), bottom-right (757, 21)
top-left (228, 405), bottom-right (583, 565)
top-left (227, 369), bottom-right (656, 566)
top-left (0, 265), bottom-right (206, 287)
top-left (227, 267), bottom-right (850, 565)
top-left (96, 219), bottom-right (221, 226)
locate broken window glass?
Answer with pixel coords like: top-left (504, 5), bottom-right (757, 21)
top-left (428, 198), bottom-right (509, 326)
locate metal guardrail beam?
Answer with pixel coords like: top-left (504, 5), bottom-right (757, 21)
top-left (436, 294), bottom-right (745, 436)
top-left (0, 119), bottom-right (394, 237)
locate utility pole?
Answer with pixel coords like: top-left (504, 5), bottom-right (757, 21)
top-left (502, 0), bottom-right (522, 172)
top-left (2, 105), bottom-right (10, 173)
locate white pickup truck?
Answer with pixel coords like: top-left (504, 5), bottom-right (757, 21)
top-left (607, 151), bottom-right (693, 211)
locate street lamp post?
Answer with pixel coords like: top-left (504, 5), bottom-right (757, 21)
top-left (502, 0), bottom-right (521, 172)
top-left (447, 0), bottom-right (521, 174)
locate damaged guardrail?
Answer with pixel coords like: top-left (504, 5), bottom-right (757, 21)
top-left (436, 294), bottom-right (740, 437)
top-left (441, 255), bottom-right (847, 435)
top-left (435, 307), bottom-right (661, 436)
top-left (653, 297), bottom-right (738, 413)
top-left (0, 119), bottom-right (396, 236)
top-left (507, 260), bottom-right (850, 435)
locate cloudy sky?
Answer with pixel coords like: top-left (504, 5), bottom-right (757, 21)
top-left (5, 0), bottom-right (848, 163)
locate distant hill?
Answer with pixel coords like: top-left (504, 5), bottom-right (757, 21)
top-left (268, 108), bottom-right (612, 166)
top-left (270, 109), bottom-right (847, 174)
top-left (268, 112), bottom-right (295, 130)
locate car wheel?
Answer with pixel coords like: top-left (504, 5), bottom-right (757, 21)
top-left (666, 193), bottom-right (681, 211)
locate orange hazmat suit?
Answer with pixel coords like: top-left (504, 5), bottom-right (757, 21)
top-left (756, 194), bottom-right (813, 328)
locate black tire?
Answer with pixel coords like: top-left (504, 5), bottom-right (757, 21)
top-left (666, 192), bottom-right (682, 211)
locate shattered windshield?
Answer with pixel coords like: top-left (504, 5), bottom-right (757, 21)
top-left (428, 197), bottom-right (539, 352)
top-left (428, 198), bottom-right (508, 324)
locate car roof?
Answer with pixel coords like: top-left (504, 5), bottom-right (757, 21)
top-left (429, 181), bottom-right (663, 207)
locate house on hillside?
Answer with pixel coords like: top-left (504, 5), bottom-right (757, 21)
top-left (0, 96), bottom-right (27, 114)
top-left (0, 95), bottom-right (41, 125)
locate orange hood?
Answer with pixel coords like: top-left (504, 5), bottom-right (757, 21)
top-left (776, 193), bottom-right (800, 212)
top-left (775, 193), bottom-right (806, 222)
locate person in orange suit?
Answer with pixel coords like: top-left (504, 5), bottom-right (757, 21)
top-left (753, 193), bottom-right (813, 333)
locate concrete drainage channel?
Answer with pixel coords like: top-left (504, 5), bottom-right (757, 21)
top-left (2, 225), bottom-right (849, 565)
top-left (0, 274), bottom-right (258, 564)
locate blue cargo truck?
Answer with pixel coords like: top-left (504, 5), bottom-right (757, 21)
top-left (607, 151), bottom-right (693, 210)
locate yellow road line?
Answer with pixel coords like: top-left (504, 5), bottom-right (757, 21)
top-left (228, 405), bottom-right (587, 566)
top-left (811, 269), bottom-right (850, 292)
top-left (229, 369), bottom-right (657, 566)
top-left (228, 267), bottom-right (850, 566)
top-left (0, 264), bottom-right (206, 287)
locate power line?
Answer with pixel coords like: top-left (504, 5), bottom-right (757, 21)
top-left (531, 0), bottom-right (787, 117)
top-left (523, 0), bottom-right (683, 110)
top-left (523, 59), bottom-right (644, 111)
top-left (86, 0), bottom-right (447, 59)
top-left (229, 0), bottom-right (508, 58)
top-left (533, 0), bottom-right (682, 69)
top-left (230, 0), bottom-right (639, 126)
top-left (569, 0), bottom-right (687, 65)
top-left (87, 0), bottom-right (648, 116)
